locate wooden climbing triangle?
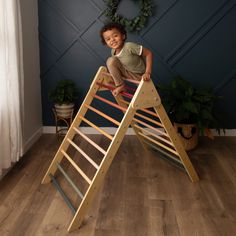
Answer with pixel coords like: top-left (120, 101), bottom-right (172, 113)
top-left (42, 66), bottom-right (199, 232)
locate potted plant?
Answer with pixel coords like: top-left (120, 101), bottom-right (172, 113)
top-left (157, 76), bottom-right (221, 150)
top-left (49, 79), bottom-right (79, 118)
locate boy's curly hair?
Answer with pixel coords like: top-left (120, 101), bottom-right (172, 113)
top-left (100, 22), bottom-right (127, 45)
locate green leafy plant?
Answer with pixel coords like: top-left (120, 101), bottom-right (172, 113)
top-left (157, 76), bottom-right (221, 135)
top-left (49, 79), bottom-right (78, 105)
top-left (103, 0), bottom-right (153, 32)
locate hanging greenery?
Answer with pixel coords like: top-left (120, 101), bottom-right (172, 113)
top-left (103, 0), bottom-right (153, 32)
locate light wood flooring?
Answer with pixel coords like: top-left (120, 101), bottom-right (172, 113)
top-left (0, 134), bottom-right (236, 236)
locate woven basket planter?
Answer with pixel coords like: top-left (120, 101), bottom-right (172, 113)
top-left (174, 123), bottom-right (199, 151)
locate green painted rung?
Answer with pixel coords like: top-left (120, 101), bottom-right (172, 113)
top-left (57, 163), bottom-right (84, 199)
top-left (49, 174), bottom-right (76, 214)
top-left (143, 139), bottom-right (185, 171)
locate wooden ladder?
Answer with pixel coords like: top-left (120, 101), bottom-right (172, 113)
top-left (42, 66), bottom-right (199, 232)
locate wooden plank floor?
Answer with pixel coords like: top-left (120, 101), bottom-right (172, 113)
top-left (0, 134), bottom-right (236, 236)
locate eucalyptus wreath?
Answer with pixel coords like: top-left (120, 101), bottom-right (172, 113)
top-left (103, 0), bottom-right (153, 32)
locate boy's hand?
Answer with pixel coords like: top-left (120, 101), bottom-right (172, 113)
top-left (142, 72), bottom-right (151, 81)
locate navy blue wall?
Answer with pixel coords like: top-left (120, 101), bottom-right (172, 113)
top-left (38, 0), bottom-right (236, 128)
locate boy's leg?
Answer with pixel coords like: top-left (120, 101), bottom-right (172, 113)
top-left (106, 57), bottom-right (126, 96)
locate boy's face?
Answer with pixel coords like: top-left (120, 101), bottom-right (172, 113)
top-left (102, 28), bottom-right (125, 51)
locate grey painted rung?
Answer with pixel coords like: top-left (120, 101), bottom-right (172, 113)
top-left (49, 174), bottom-right (76, 214)
top-left (143, 140), bottom-right (185, 171)
top-left (57, 163), bottom-right (84, 199)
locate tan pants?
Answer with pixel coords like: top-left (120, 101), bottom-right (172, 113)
top-left (106, 57), bottom-right (142, 87)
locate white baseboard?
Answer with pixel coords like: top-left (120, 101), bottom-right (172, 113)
top-left (23, 127), bottom-right (43, 154)
top-left (43, 126), bottom-right (236, 136)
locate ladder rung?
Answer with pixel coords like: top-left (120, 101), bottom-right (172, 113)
top-left (67, 138), bottom-right (99, 169)
top-left (101, 72), bottom-right (140, 85)
top-left (125, 85), bottom-right (136, 92)
top-left (73, 127), bottom-right (106, 155)
top-left (96, 82), bottom-right (134, 98)
top-left (133, 124), bottom-right (174, 147)
top-left (61, 149), bottom-right (92, 185)
top-left (135, 111), bottom-right (163, 127)
top-left (120, 99), bottom-right (160, 119)
top-left (141, 108), bottom-right (159, 118)
top-left (133, 117), bottom-right (169, 138)
top-left (142, 140), bottom-right (183, 166)
top-left (93, 94), bottom-right (127, 112)
top-left (138, 132), bottom-right (179, 156)
top-left (49, 174), bottom-right (76, 214)
top-left (85, 104), bottom-right (120, 126)
top-left (79, 116), bottom-right (113, 140)
top-left (98, 81), bottom-right (136, 93)
top-left (121, 91), bottom-right (133, 98)
top-left (124, 78), bottom-right (140, 84)
top-left (57, 163), bottom-right (84, 199)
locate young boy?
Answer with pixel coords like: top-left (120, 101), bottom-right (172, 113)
top-left (100, 22), bottom-right (153, 96)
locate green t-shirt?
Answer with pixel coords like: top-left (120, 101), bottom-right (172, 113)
top-left (111, 42), bottom-right (145, 74)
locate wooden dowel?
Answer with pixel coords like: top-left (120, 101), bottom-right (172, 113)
top-left (142, 140), bottom-right (183, 166)
top-left (135, 111), bottom-right (163, 127)
top-left (138, 132), bottom-right (179, 156)
top-left (79, 116), bottom-right (113, 140)
top-left (93, 94), bottom-right (127, 112)
top-left (101, 72), bottom-right (140, 85)
top-left (57, 163), bottom-right (84, 199)
top-left (96, 82), bottom-right (114, 91)
top-left (133, 124), bottom-right (174, 147)
top-left (119, 99), bottom-right (130, 106)
top-left (85, 104), bottom-right (120, 126)
top-left (73, 127), bottom-right (106, 155)
top-left (121, 91), bottom-right (133, 98)
top-left (124, 78), bottom-right (140, 84)
top-left (49, 174), bottom-right (76, 214)
top-left (67, 138), bottom-right (99, 169)
top-left (96, 82), bottom-right (134, 98)
top-left (125, 85), bottom-right (136, 92)
top-left (133, 117), bottom-right (169, 137)
top-left (141, 108), bottom-right (159, 118)
top-left (61, 149), bottom-right (92, 185)
top-left (120, 99), bottom-right (160, 119)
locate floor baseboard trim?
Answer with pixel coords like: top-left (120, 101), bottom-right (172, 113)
top-left (43, 126), bottom-right (236, 136)
top-left (23, 127), bottom-right (43, 154)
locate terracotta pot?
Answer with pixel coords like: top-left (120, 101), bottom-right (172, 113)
top-left (174, 123), bottom-right (199, 151)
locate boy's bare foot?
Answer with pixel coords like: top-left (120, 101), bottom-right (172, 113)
top-left (112, 84), bottom-right (126, 96)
